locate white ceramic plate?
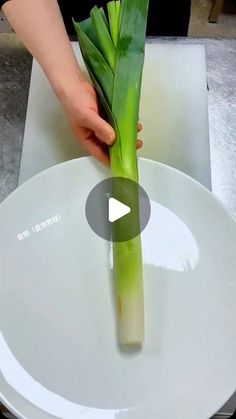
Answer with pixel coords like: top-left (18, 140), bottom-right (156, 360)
top-left (0, 157), bottom-right (236, 419)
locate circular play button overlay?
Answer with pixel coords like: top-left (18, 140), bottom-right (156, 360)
top-left (85, 177), bottom-right (151, 242)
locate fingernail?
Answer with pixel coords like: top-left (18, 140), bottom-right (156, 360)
top-left (107, 133), bottom-right (115, 145)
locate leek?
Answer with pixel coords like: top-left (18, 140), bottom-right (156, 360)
top-left (74, 0), bottom-right (149, 344)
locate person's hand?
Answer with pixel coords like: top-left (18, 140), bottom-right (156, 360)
top-left (59, 78), bottom-right (143, 165)
top-left (2, 0), bottom-right (142, 165)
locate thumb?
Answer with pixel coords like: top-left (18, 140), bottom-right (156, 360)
top-left (84, 109), bottom-right (116, 145)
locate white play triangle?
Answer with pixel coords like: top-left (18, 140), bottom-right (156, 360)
top-left (108, 198), bottom-right (131, 223)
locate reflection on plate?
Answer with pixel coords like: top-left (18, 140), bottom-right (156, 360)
top-left (142, 201), bottom-right (199, 271)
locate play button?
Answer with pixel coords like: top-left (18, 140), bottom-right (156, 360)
top-left (108, 198), bottom-right (131, 223)
top-left (85, 177), bottom-right (151, 242)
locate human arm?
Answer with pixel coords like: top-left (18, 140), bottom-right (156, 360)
top-left (2, 0), bottom-right (116, 163)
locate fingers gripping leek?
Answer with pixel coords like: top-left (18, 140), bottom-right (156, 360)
top-left (74, 0), bottom-right (149, 344)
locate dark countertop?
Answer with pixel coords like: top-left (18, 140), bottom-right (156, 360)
top-left (0, 34), bottom-right (32, 202)
top-left (0, 34), bottom-right (236, 417)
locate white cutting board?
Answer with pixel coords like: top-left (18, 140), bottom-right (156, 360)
top-left (18, 42), bottom-right (211, 189)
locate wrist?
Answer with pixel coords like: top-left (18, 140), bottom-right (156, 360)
top-left (51, 69), bottom-right (85, 103)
